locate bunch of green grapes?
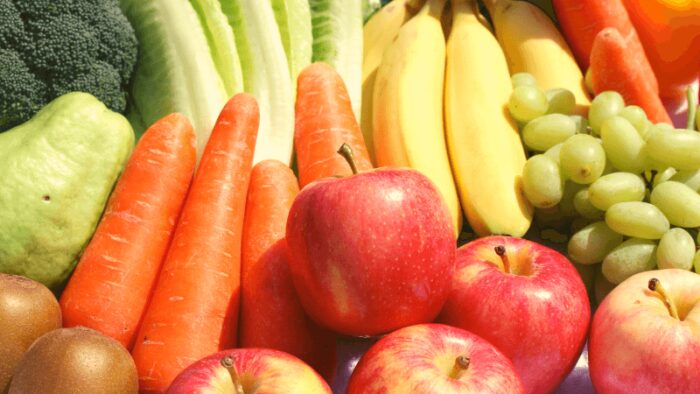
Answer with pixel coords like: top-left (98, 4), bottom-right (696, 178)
top-left (510, 73), bottom-right (700, 290)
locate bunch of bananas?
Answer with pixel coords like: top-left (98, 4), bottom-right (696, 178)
top-left (362, 0), bottom-right (589, 237)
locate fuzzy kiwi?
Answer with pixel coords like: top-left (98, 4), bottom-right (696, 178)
top-left (8, 327), bottom-right (138, 394)
top-left (0, 273), bottom-right (62, 392)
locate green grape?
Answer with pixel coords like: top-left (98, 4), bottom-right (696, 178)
top-left (618, 105), bottom-right (648, 135)
top-left (657, 228), bottom-right (695, 270)
top-left (560, 181), bottom-right (585, 218)
top-left (508, 86), bottom-right (548, 123)
top-left (588, 173), bottom-right (646, 211)
top-left (568, 221), bottom-right (623, 265)
top-left (522, 155), bottom-right (564, 208)
top-left (522, 114), bottom-right (576, 152)
top-left (544, 143), bottom-right (564, 165)
top-left (669, 169), bottom-right (700, 192)
top-left (646, 127), bottom-right (700, 170)
top-left (560, 134), bottom-right (606, 184)
top-left (652, 167), bottom-right (677, 188)
top-left (605, 201), bottom-right (669, 239)
top-left (570, 115), bottom-right (589, 135)
top-left (649, 181), bottom-right (700, 228)
top-left (694, 249), bottom-right (700, 273)
top-left (574, 188), bottom-right (604, 219)
top-left (511, 72), bottom-right (537, 88)
top-left (600, 116), bottom-right (646, 174)
top-left (602, 238), bottom-right (658, 284)
top-left (545, 88), bottom-right (576, 115)
top-left (589, 91), bottom-right (625, 135)
top-left (637, 120), bottom-right (653, 140)
top-left (602, 159), bottom-right (616, 175)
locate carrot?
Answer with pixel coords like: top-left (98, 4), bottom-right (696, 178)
top-left (59, 113), bottom-right (196, 350)
top-left (589, 28), bottom-right (672, 125)
top-left (553, 0), bottom-right (658, 93)
top-left (295, 62), bottom-right (373, 188)
top-left (238, 160), bottom-right (337, 381)
top-left (131, 93), bottom-right (259, 393)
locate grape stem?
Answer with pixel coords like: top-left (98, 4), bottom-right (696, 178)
top-left (494, 245), bottom-right (511, 273)
top-left (221, 356), bottom-right (245, 394)
top-left (642, 170), bottom-right (658, 190)
top-left (687, 85), bottom-right (698, 131)
top-left (648, 278), bottom-right (680, 320)
top-left (449, 355), bottom-right (470, 380)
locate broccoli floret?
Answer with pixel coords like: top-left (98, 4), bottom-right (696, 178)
top-left (0, 49), bottom-right (46, 130)
top-left (0, 0), bottom-right (138, 132)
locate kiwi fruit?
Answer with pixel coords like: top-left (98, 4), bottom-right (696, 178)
top-left (8, 327), bottom-right (138, 394)
top-left (0, 273), bottom-right (62, 392)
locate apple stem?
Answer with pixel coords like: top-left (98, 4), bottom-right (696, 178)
top-left (449, 355), bottom-right (470, 380)
top-left (220, 356), bottom-right (245, 394)
top-left (648, 278), bottom-right (680, 320)
top-left (337, 143), bottom-right (359, 175)
top-left (494, 245), bottom-right (510, 273)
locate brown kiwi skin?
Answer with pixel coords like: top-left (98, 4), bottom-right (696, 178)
top-left (8, 327), bottom-right (138, 394)
top-left (0, 273), bottom-right (62, 392)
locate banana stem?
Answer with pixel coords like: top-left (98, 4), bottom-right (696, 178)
top-left (421, 0), bottom-right (448, 18)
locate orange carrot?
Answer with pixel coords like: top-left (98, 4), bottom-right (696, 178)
top-left (589, 28), bottom-right (672, 125)
top-left (295, 62), bottom-right (373, 188)
top-left (553, 0), bottom-right (658, 93)
top-left (59, 113), bottom-right (196, 350)
top-left (131, 93), bottom-right (259, 393)
top-left (239, 160), bottom-right (337, 381)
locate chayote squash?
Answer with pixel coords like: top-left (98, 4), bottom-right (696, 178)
top-left (0, 92), bottom-right (134, 290)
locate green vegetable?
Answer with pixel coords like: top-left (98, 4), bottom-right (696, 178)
top-left (0, 0), bottom-right (138, 132)
top-left (270, 0), bottom-right (313, 83)
top-left (309, 0), bottom-right (363, 119)
top-left (190, 0), bottom-right (244, 97)
top-left (221, 0), bottom-right (295, 165)
top-left (121, 0), bottom-right (231, 158)
top-left (0, 92), bottom-right (134, 290)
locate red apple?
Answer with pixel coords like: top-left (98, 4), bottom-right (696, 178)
top-left (346, 324), bottom-right (524, 393)
top-left (239, 239), bottom-right (337, 381)
top-left (167, 348), bottom-right (332, 394)
top-left (589, 269), bottom-right (700, 393)
top-left (285, 145), bottom-right (455, 337)
top-left (438, 236), bottom-right (590, 393)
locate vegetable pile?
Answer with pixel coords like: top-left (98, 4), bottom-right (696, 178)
top-left (0, 0), bottom-right (137, 131)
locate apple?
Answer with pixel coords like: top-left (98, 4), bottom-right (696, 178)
top-left (346, 323), bottom-right (524, 393)
top-left (589, 269), bottom-right (700, 393)
top-left (239, 239), bottom-right (337, 381)
top-left (167, 348), bottom-right (332, 394)
top-left (285, 144), bottom-right (455, 337)
top-left (437, 236), bottom-right (590, 394)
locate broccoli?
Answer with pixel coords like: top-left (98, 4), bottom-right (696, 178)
top-left (0, 0), bottom-right (138, 131)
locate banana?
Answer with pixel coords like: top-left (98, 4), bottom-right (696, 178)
top-left (486, 0), bottom-right (591, 114)
top-left (445, 0), bottom-right (533, 237)
top-left (372, 0), bottom-right (463, 235)
top-left (361, 0), bottom-right (423, 165)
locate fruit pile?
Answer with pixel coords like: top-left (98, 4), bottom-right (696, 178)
top-left (1, 0), bottom-right (700, 393)
top-left (514, 74), bottom-right (700, 288)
